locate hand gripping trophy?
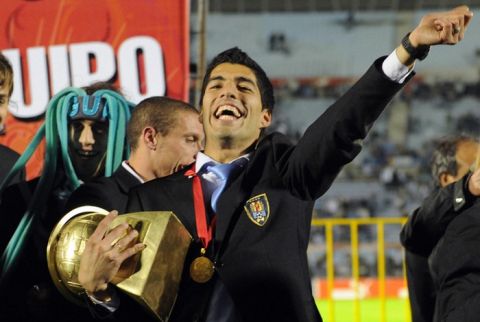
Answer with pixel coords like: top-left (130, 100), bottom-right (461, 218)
top-left (47, 206), bottom-right (192, 321)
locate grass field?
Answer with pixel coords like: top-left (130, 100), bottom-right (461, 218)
top-left (316, 298), bottom-right (411, 322)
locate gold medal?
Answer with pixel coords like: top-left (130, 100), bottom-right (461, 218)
top-left (190, 248), bottom-right (214, 283)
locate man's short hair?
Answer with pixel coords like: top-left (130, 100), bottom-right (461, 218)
top-left (430, 134), bottom-right (477, 184)
top-left (199, 47), bottom-right (275, 112)
top-left (0, 53), bottom-right (13, 96)
top-left (127, 96), bottom-right (199, 150)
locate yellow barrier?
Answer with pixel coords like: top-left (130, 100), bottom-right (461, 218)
top-left (311, 217), bottom-right (409, 322)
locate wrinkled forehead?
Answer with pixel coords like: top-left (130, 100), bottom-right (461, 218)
top-left (68, 95), bottom-right (108, 122)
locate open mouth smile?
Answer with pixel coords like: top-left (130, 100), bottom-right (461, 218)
top-left (214, 104), bottom-right (245, 121)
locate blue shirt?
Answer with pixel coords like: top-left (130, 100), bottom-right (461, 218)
top-left (195, 152), bottom-right (250, 322)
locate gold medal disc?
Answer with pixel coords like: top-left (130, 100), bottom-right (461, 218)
top-left (190, 256), bottom-right (214, 283)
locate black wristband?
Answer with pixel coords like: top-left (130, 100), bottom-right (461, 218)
top-left (401, 32), bottom-right (430, 61)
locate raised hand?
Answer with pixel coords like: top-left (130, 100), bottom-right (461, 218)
top-left (410, 5), bottom-right (473, 47)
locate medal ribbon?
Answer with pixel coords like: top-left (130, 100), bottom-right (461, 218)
top-left (185, 165), bottom-right (216, 249)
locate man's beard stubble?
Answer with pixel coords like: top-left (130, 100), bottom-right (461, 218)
top-left (219, 135), bottom-right (233, 150)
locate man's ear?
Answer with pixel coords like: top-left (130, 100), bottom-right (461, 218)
top-left (260, 109), bottom-right (272, 128)
top-left (439, 172), bottom-right (454, 188)
top-left (143, 126), bottom-right (158, 150)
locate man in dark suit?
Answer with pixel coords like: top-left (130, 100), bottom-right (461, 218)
top-left (0, 52), bottom-right (24, 186)
top-left (65, 96), bottom-right (204, 214)
top-left (78, 6), bottom-right (473, 322)
top-left (400, 135), bottom-right (480, 322)
top-left (427, 190), bottom-right (480, 322)
top-left (0, 145), bottom-right (22, 184)
top-left (64, 96), bottom-right (203, 321)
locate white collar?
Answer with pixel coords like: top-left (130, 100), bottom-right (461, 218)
top-left (121, 160), bottom-right (144, 183)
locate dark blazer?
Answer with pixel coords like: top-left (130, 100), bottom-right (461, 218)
top-left (428, 199), bottom-right (480, 322)
top-left (66, 164), bottom-right (142, 213)
top-left (0, 144), bottom-right (25, 187)
top-left (66, 164), bottom-right (157, 322)
top-left (0, 166), bottom-right (139, 322)
top-left (127, 58), bottom-right (410, 322)
top-left (400, 176), bottom-right (474, 322)
top-left (404, 251), bottom-right (436, 322)
top-left (0, 175), bottom-right (94, 322)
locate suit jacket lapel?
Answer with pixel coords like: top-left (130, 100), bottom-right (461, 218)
top-left (170, 170), bottom-right (197, 238)
top-left (215, 172), bottom-right (248, 241)
top-left (113, 165), bottom-right (142, 194)
top-left (214, 142), bottom-right (266, 242)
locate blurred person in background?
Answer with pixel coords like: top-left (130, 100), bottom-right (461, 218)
top-left (425, 144), bottom-right (480, 321)
top-left (400, 135), bottom-right (480, 322)
top-left (0, 52), bottom-right (25, 186)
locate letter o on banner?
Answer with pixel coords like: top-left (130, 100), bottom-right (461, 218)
top-left (118, 36), bottom-right (166, 102)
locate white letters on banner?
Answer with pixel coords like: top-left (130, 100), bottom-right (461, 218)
top-left (2, 36), bottom-right (166, 119)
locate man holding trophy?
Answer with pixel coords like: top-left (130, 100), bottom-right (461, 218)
top-left (66, 6), bottom-right (472, 322)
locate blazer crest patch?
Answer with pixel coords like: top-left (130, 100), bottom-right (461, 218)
top-left (244, 193), bottom-right (270, 226)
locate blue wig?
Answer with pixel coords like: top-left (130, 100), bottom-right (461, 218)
top-left (0, 86), bottom-right (134, 282)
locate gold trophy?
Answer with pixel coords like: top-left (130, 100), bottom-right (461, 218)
top-left (46, 206), bottom-right (192, 321)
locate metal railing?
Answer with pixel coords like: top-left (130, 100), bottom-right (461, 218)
top-left (311, 217), bottom-right (409, 322)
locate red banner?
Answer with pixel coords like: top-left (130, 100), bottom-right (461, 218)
top-left (0, 0), bottom-right (190, 178)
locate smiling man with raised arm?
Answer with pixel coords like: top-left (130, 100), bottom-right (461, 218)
top-left (78, 6), bottom-right (472, 322)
